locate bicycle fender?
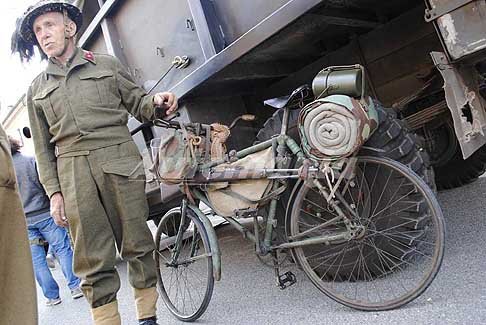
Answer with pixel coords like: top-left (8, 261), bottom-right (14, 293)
top-left (189, 204), bottom-right (222, 281)
top-left (284, 180), bottom-right (304, 237)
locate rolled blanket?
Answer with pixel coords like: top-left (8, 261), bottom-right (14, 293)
top-left (299, 95), bottom-right (378, 161)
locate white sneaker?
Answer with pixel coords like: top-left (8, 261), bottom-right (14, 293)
top-left (46, 254), bottom-right (56, 269)
top-left (46, 297), bottom-right (62, 306)
top-left (71, 287), bottom-right (83, 299)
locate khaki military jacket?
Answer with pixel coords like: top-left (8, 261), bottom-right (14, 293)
top-left (27, 48), bottom-right (157, 197)
top-left (0, 127), bottom-right (17, 189)
top-left (0, 125), bottom-right (37, 325)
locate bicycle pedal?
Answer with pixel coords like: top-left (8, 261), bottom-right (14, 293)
top-left (277, 271), bottom-right (296, 290)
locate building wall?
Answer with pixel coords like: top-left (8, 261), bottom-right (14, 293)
top-left (1, 95), bottom-right (35, 156)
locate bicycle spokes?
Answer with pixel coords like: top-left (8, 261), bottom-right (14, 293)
top-left (289, 156), bottom-right (445, 310)
top-left (155, 208), bottom-right (214, 321)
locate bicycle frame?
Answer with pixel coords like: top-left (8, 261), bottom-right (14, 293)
top-left (169, 106), bottom-right (363, 280)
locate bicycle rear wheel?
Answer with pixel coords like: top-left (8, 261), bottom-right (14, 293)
top-left (288, 156), bottom-right (445, 311)
top-left (155, 207), bottom-right (214, 321)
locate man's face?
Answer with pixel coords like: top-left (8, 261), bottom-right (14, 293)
top-left (33, 11), bottom-right (68, 58)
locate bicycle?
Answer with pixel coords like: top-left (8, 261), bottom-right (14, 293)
top-left (150, 66), bottom-right (445, 322)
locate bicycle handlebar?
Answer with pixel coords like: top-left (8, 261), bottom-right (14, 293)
top-left (129, 112), bottom-right (191, 136)
top-left (153, 115), bottom-right (213, 136)
top-left (131, 112), bottom-right (253, 136)
top-left (130, 121), bottom-right (153, 136)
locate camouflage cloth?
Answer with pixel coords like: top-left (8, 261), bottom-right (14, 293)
top-left (150, 125), bottom-right (199, 185)
top-left (150, 122), bottom-right (230, 184)
top-left (207, 147), bottom-right (275, 217)
top-left (298, 95), bottom-right (378, 161)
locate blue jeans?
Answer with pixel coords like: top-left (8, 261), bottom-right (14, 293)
top-left (28, 217), bottom-right (80, 299)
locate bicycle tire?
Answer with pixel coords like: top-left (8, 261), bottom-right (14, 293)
top-left (155, 207), bottom-right (214, 321)
top-left (289, 156), bottom-right (445, 311)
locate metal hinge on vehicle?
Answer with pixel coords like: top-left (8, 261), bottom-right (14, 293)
top-left (431, 51), bottom-right (486, 159)
top-left (424, 0), bottom-right (475, 22)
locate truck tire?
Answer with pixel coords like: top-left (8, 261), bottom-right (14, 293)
top-left (415, 115), bottom-right (486, 190)
top-left (435, 143), bottom-right (486, 190)
top-left (255, 102), bottom-right (435, 274)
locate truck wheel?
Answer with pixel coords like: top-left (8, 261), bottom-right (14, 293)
top-left (255, 102), bottom-right (435, 188)
top-left (434, 142), bottom-right (486, 190)
top-left (419, 118), bottom-right (486, 190)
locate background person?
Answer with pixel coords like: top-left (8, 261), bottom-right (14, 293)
top-left (9, 136), bottom-right (83, 306)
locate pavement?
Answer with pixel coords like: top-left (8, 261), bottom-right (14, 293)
top-left (37, 177), bottom-right (486, 325)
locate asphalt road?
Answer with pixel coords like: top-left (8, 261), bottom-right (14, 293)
top-left (37, 177), bottom-right (486, 325)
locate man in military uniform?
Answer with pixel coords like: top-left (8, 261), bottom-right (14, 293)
top-left (12, 1), bottom-right (178, 324)
top-left (0, 124), bottom-right (38, 325)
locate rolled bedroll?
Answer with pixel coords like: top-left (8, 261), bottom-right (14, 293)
top-left (299, 95), bottom-right (378, 161)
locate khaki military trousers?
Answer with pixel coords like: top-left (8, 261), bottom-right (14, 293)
top-left (57, 141), bottom-right (157, 310)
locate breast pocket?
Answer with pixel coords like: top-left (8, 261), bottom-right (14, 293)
top-left (32, 82), bottom-right (60, 125)
top-left (79, 70), bottom-right (118, 107)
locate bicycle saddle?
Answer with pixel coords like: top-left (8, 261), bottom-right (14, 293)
top-left (264, 84), bottom-right (313, 110)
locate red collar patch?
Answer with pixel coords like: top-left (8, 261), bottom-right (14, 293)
top-left (83, 51), bottom-right (95, 63)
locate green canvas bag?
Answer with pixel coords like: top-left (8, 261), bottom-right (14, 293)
top-left (150, 124), bottom-right (198, 185)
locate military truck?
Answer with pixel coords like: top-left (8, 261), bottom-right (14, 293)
top-left (77, 0), bottom-right (486, 223)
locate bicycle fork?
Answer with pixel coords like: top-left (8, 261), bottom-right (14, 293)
top-left (169, 199), bottom-right (189, 266)
top-left (312, 179), bottom-right (366, 240)
top-left (271, 178), bottom-right (364, 253)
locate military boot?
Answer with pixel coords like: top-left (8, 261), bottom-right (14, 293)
top-left (138, 316), bottom-right (158, 325)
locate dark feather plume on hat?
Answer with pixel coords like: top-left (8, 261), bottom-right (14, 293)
top-left (11, 17), bottom-right (36, 62)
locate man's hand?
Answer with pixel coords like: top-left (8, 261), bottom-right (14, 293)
top-left (153, 92), bottom-right (178, 115)
top-left (50, 192), bottom-right (68, 227)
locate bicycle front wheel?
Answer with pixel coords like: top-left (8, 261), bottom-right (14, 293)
top-left (289, 156), bottom-right (445, 311)
top-left (155, 207), bottom-right (214, 321)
